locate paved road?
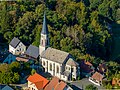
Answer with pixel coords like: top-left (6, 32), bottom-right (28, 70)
top-left (70, 78), bottom-right (105, 90)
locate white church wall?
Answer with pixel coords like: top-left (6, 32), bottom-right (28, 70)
top-left (55, 62), bottom-right (62, 78)
top-left (41, 58), bottom-right (48, 72)
top-left (48, 60), bottom-right (55, 75)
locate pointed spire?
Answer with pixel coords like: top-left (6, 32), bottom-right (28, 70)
top-left (41, 12), bottom-right (48, 35)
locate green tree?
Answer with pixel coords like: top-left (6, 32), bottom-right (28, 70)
top-left (85, 84), bottom-right (98, 90)
top-left (0, 63), bottom-right (20, 84)
top-left (12, 72), bottom-right (20, 83)
top-left (4, 31), bottom-right (13, 43)
top-left (9, 61), bottom-right (21, 72)
top-left (0, 2), bottom-right (10, 34)
top-left (89, 0), bottom-right (102, 10)
top-left (14, 11), bottom-right (36, 45)
top-left (60, 37), bottom-right (74, 52)
top-left (32, 24), bottom-right (42, 47)
top-left (31, 69), bottom-right (36, 75)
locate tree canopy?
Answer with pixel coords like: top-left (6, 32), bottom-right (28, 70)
top-left (0, 0), bottom-right (119, 65)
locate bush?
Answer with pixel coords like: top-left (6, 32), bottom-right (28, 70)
top-left (31, 69), bottom-right (36, 75)
top-left (85, 84), bottom-right (98, 90)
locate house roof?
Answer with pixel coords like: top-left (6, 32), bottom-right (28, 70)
top-left (41, 47), bottom-right (69, 64)
top-left (54, 81), bottom-right (67, 90)
top-left (25, 45), bottom-right (39, 59)
top-left (16, 57), bottom-right (29, 62)
top-left (41, 12), bottom-right (48, 35)
top-left (3, 53), bottom-right (16, 63)
top-left (27, 73), bottom-right (49, 89)
top-left (9, 37), bottom-right (21, 48)
top-left (85, 61), bottom-right (93, 66)
top-left (66, 58), bottom-right (78, 66)
top-left (91, 72), bottom-right (104, 81)
top-left (2, 85), bottom-right (13, 90)
top-left (44, 77), bottom-right (66, 90)
top-left (44, 77), bottom-right (59, 90)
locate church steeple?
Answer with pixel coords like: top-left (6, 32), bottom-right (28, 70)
top-left (39, 12), bottom-right (49, 56)
top-left (41, 12), bottom-right (48, 35)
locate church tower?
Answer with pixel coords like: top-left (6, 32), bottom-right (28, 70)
top-left (39, 12), bottom-right (49, 56)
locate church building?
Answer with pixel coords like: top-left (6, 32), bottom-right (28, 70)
top-left (39, 13), bottom-right (80, 81)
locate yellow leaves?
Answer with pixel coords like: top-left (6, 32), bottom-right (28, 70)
top-left (90, 11), bottom-right (99, 21)
top-left (91, 19), bottom-right (102, 32)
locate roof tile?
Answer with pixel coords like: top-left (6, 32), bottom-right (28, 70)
top-left (91, 72), bottom-right (103, 81)
top-left (27, 73), bottom-right (49, 89)
top-left (25, 45), bottom-right (39, 59)
top-left (41, 47), bottom-right (69, 64)
top-left (9, 37), bottom-right (21, 48)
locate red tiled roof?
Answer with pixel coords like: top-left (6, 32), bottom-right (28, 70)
top-left (34, 81), bottom-right (43, 89)
top-left (27, 73), bottom-right (49, 89)
top-left (44, 77), bottom-right (59, 90)
top-left (85, 61), bottom-right (93, 66)
top-left (44, 77), bottom-right (67, 90)
top-left (54, 81), bottom-right (67, 90)
top-left (91, 72), bottom-right (104, 81)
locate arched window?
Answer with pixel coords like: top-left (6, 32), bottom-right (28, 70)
top-left (57, 66), bottom-right (59, 73)
top-left (50, 63), bottom-right (52, 71)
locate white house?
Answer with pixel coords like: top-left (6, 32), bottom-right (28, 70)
top-left (39, 13), bottom-right (80, 81)
top-left (9, 37), bottom-right (26, 55)
top-left (27, 73), bottom-right (49, 90)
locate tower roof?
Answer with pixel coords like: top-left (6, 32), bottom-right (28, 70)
top-left (41, 12), bottom-right (48, 34)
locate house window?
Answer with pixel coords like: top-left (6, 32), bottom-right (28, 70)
top-left (71, 68), bottom-right (73, 72)
top-left (66, 67), bottom-right (67, 70)
top-left (50, 63), bottom-right (52, 71)
top-left (57, 66), bottom-right (59, 73)
top-left (69, 67), bottom-right (71, 71)
top-left (43, 61), bottom-right (45, 66)
top-left (41, 40), bottom-right (43, 46)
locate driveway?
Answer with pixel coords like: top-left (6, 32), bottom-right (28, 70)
top-left (70, 78), bottom-right (105, 90)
